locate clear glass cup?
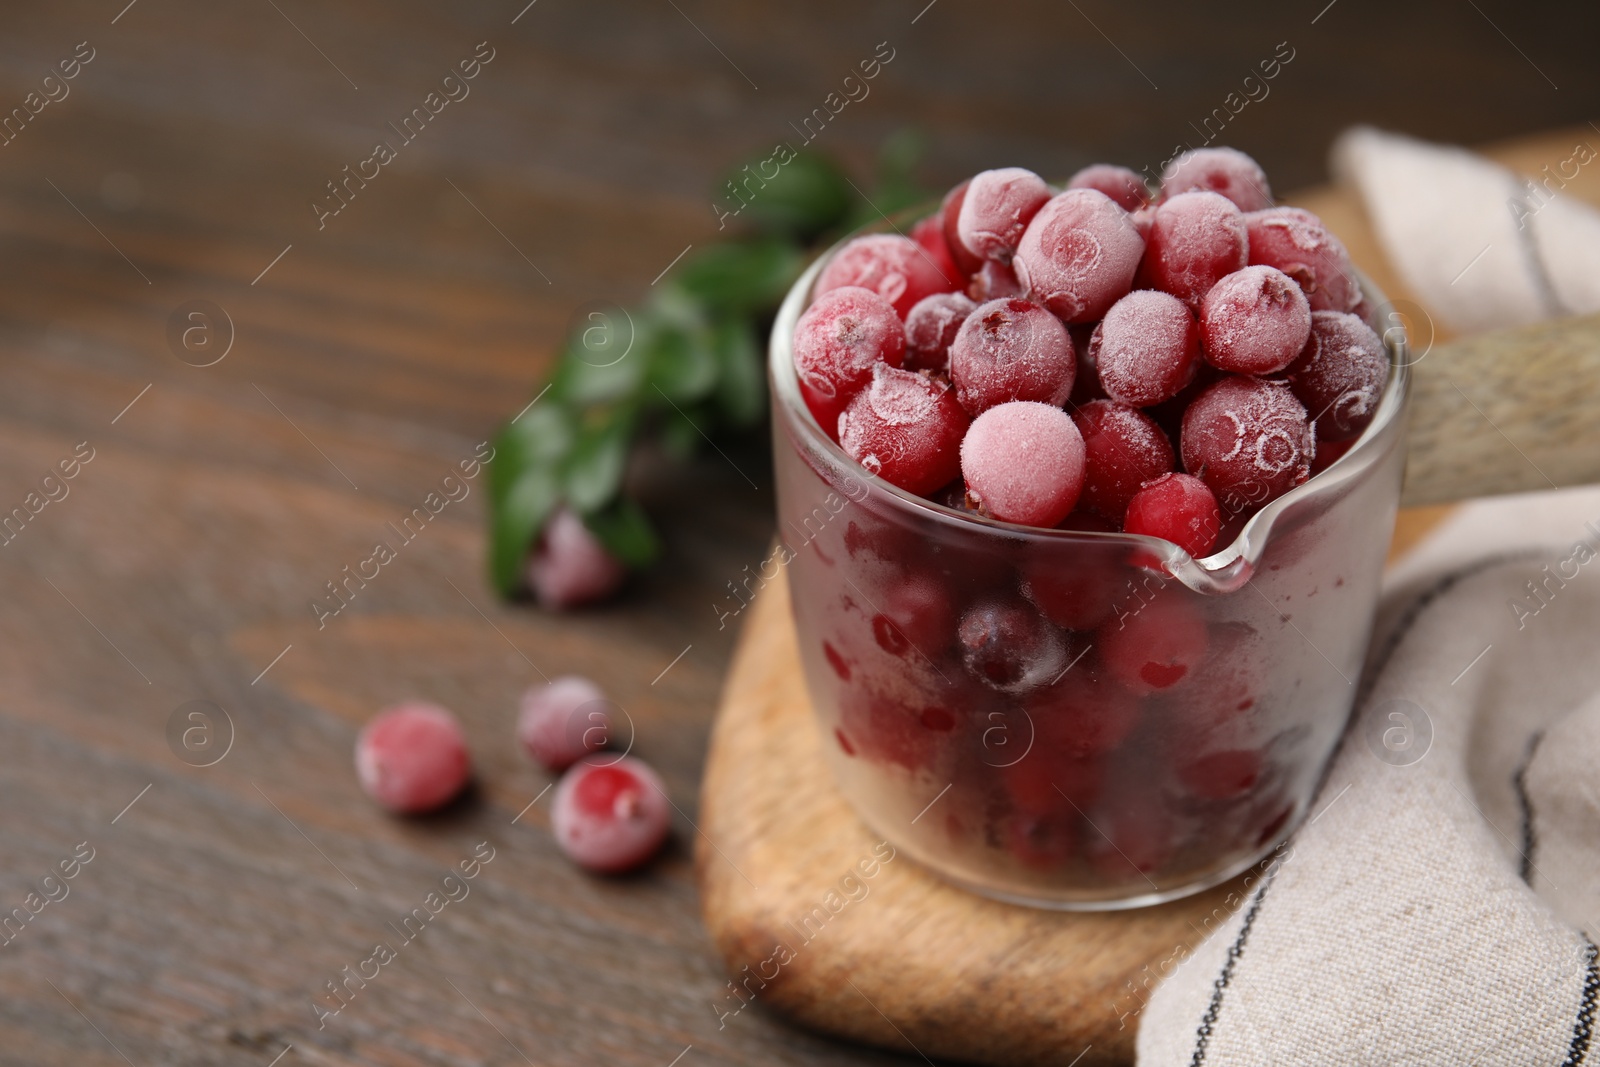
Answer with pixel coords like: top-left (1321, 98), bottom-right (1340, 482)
top-left (768, 223), bottom-right (1411, 909)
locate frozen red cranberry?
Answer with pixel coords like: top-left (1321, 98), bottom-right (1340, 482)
top-left (949, 298), bottom-right (1075, 414)
top-left (1021, 552), bottom-right (1124, 631)
top-left (958, 600), bottom-right (1066, 692)
top-left (1160, 147), bottom-right (1273, 212)
top-left (527, 508), bottom-right (626, 610)
top-left (870, 571), bottom-right (956, 660)
top-left (939, 180), bottom-right (984, 275)
top-left (1071, 400), bottom-right (1174, 523)
top-left (1013, 189), bottom-right (1145, 323)
top-left (838, 364), bottom-right (969, 495)
top-left (1099, 594), bottom-right (1208, 694)
top-left (955, 168), bottom-right (1053, 264)
top-left (1312, 436), bottom-right (1354, 473)
top-left (517, 676), bottom-right (611, 771)
top-left (1088, 790), bottom-right (1174, 878)
top-left (1135, 191), bottom-right (1248, 309)
top-left (792, 286), bottom-right (906, 434)
top-left (1067, 163), bottom-right (1151, 212)
top-left (1177, 749), bottom-right (1263, 801)
top-left (836, 686), bottom-right (954, 771)
top-left (961, 401), bottom-right (1086, 527)
top-left (355, 702), bottom-right (471, 814)
top-left (816, 234), bottom-right (956, 318)
top-left (903, 291), bottom-right (976, 372)
top-left (966, 259), bottom-right (1025, 302)
top-left (1029, 659), bottom-right (1142, 758)
top-left (1244, 207), bottom-right (1361, 313)
top-left (551, 756), bottom-right (670, 874)
top-left (1200, 265), bottom-right (1312, 376)
top-left (1180, 376), bottom-right (1313, 515)
top-left (910, 214), bottom-right (961, 289)
top-left (1124, 472), bottom-right (1221, 559)
top-left (1284, 310), bottom-right (1388, 442)
top-left (1006, 750), bottom-right (1106, 819)
top-left (1093, 290), bottom-right (1203, 406)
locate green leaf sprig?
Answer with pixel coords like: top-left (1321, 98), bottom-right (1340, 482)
top-left (487, 131), bottom-right (930, 599)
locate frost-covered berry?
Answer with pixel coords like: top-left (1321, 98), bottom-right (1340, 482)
top-left (518, 676), bottom-right (612, 771)
top-left (956, 167), bottom-right (1053, 264)
top-left (1136, 191), bottom-right (1248, 309)
top-left (1072, 400), bottom-right (1175, 522)
top-left (1013, 189), bottom-right (1145, 323)
top-left (939, 179), bottom-right (984, 275)
top-left (527, 508), bottom-right (627, 610)
top-left (356, 702), bottom-right (471, 814)
top-left (960, 401), bottom-right (1086, 527)
top-left (1067, 163), bottom-right (1151, 212)
top-left (949, 298), bottom-right (1076, 414)
top-left (551, 756), bottom-right (670, 874)
top-left (1284, 310), bottom-right (1389, 442)
top-left (957, 600), bottom-right (1066, 692)
top-left (1098, 595), bottom-right (1209, 694)
top-left (816, 233), bottom-right (956, 317)
top-left (1124, 472), bottom-right (1222, 559)
top-left (904, 291), bottom-right (976, 372)
top-left (1200, 265), bottom-right (1312, 376)
top-left (910, 215), bottom-right (961, 290)
top-left (1160, 147), bottom-right (1273, 212)
top-left (838, 364), bottom-right (969, 496)
top-left (1244, 206), bottom-right (1362, 313)
top-left (1093, 289), bottom-right (1203, 407)
top-left (792, 286), bottom-right (906, 433)
top-left (1180, 376), bottom-right (1313, 513)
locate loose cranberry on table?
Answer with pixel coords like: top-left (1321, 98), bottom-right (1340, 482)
top-left (551, 756), bottom-right (671, 874)
top-left (1092, 289), bottom-right (1203, 407)
top-left (949, 298), bottom-right (1076, 414)
top-left (1159, 147), bottom-right (1274, 212)
top-left (527, 507), bottom-right (627, 610)
top-left (1135, 191), bottom-right (1248, 309)
top-left (1124, 472), bottom-right (1222, 560)
top-left (1066, 163), bottom-right (1150, 212)
top-left (1012, 188), bottom-right (1145, 323)
top-left (791, 285), bottom-right (905, 434)
top-left (955, 167), bottom-right (1053, 264)
top-left (518, 675), bottom-right (611, 771)
top-left (1200, 265), bottom-right (1313, 376)
top-left (1071, 400), bottom-right (1174, 523)
top-left (838, 364), bottom-right (969, 496)
top-left (960, 401), bottom-right (1086, 527)
top-left (814, 233), bottom-right (957, 317)
top-left (1245, 206), bottom-right (1362, 314)
top-left (355, 702), bottom-right (471, 815)
top-left (1285, 310), bottom-right (1389, 442)
top-left (903, 291), bottom-right (976, 372)
top-left (1180, 376), bottom-right (1314, 513)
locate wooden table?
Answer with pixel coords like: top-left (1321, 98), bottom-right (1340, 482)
top-left (1, 2), bottom-right (1595, 1064)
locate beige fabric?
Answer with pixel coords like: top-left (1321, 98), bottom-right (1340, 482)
top-left (1332, 126), bottom-right (1600, 333)
top-left (1139, 486), bottom-right (1600, 1066)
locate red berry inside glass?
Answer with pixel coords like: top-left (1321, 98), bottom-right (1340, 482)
top-left (838, 364), bottom-right (969, 496)
top-left (792, 285), bottom-right (905, 435)
top-left (949, 298), bottom-right (1076, 414)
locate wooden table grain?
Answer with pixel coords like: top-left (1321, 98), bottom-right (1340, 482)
top-left (1, 2), bottom-right (1596, 1064)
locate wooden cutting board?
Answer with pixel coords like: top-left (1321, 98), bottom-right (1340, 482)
top-left (695, 131), bottom-right (1600, 1067)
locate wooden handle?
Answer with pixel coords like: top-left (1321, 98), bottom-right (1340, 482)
top-left (1402, 312), bottom-right (1600, 507)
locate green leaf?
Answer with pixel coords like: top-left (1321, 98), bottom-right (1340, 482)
top-left (718, 150), bottom-right (853, 239)
top-left (564, 410), bottom-right (633, 514)
top-left (493, 403), bottom-right (574, 488)
top-left (658, 406), bottom-right (701, 459)
top-left (549, 317), bottom-right (649, 407)
top-left (488, 466), bottom-right (560, 596)
top-left (645, 321), bottom-right (719, 405)
top-left (581, 496), bottom-right (659, 568)
top-left (674, 239), bottom-right (805, 316)
top-left (711, 318), bottom-right (766, 429)
top-left (873, 127), bottom-right (929, 217)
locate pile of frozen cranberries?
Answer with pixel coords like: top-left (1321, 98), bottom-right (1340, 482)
top-left (793, 147), bottom-right (1389, 558)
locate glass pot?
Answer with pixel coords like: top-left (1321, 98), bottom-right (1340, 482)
top-left (768, 223), bottom-right (1411, 909)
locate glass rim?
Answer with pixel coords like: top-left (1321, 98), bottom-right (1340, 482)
top-left (768, 210), bottom-right (1413, 595)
